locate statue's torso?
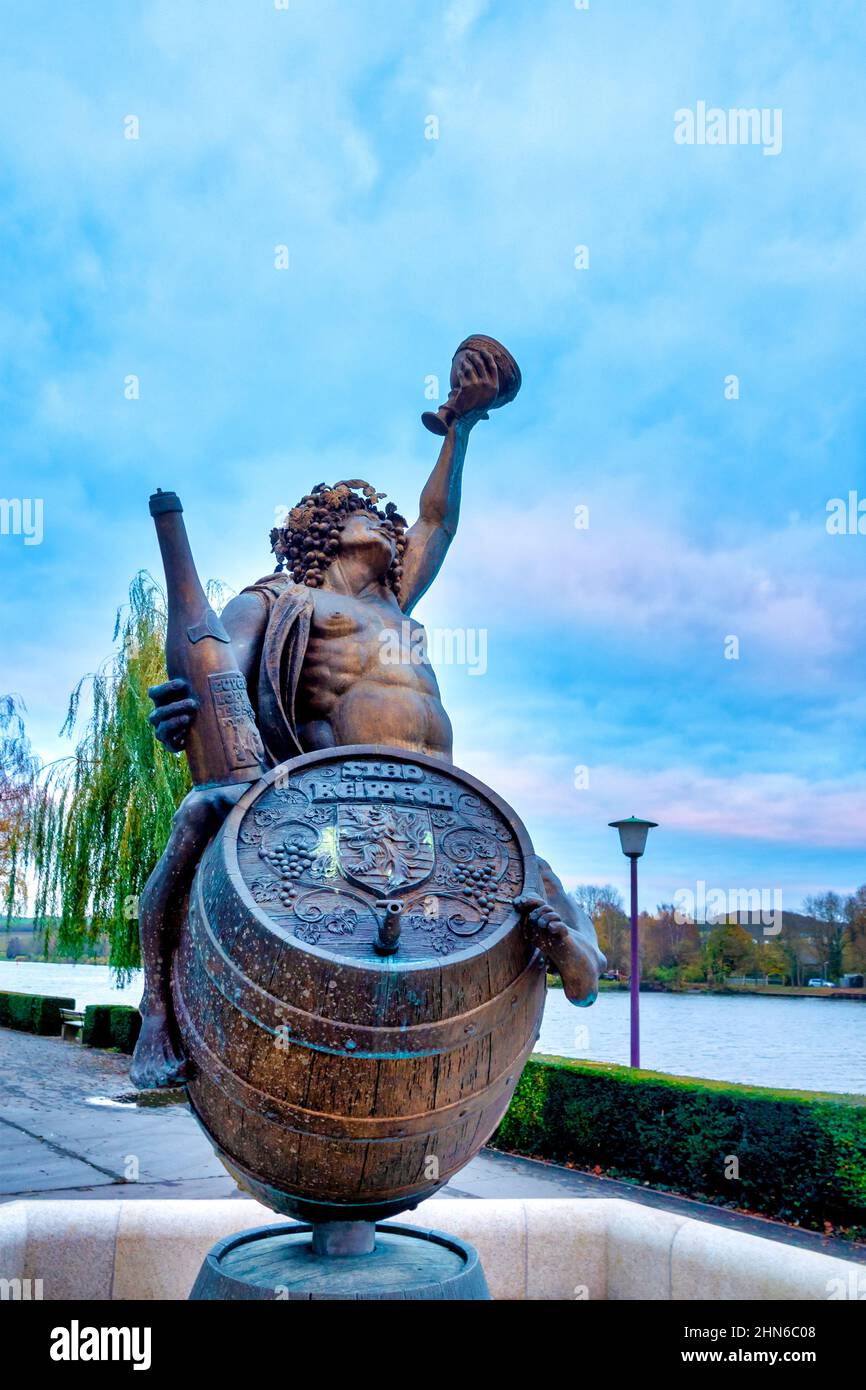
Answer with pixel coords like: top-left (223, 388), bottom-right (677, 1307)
top-left (294, 588), bottom-right (453, 758)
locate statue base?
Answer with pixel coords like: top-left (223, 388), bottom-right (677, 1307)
top-left (189, 1221), bottom-right (490, 1301)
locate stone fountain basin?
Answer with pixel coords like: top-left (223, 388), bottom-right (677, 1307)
top-left (1, 1197), bottom-right (861, 1301)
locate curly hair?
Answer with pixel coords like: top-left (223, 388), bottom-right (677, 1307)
top-left (270, 480), bottom-right (408, 596)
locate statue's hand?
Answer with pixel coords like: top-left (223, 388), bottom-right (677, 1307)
top-left (448, 347), bottom-right (499, 426)
top-left (147, 677), bottom-right (198, 752)
top-left (515, 894), bottom-right (599, 1007)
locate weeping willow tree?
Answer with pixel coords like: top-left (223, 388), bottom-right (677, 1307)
top-left (21, 573), bottom-right (197, 975)
top-left (1, 694), bottom-right (41, 923)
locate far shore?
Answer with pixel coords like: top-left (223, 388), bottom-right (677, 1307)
top-left (548, 976), bottom-right (866, 1001)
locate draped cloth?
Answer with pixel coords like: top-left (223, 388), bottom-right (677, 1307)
top-left (240, 573), bottom-right (314, 767)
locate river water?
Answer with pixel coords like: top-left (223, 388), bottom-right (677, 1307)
top-left (0, 961), bottom-right (143, 1009)
top-left (2, 961), bottom-right (863, 1095)
top-left (539, 987), bottom-right (866, 1095)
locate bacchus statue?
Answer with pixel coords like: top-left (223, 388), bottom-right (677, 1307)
top-left (132, 341), bottom-right (604, 1089)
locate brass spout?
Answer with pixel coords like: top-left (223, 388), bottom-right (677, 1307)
top-left (375, 900), bottom-right (403, 955)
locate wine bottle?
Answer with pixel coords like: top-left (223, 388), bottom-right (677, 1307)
top-left (149, 489), bottom-right (266, 787)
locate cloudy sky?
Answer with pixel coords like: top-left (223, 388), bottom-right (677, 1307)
top-left (1, 0), bottom-right (865, 910)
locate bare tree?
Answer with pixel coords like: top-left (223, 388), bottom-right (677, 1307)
top-left (802, 892), bottom-right (846, 981)
top-left (570, 884), bottom-right (623, 918)
top-left (570, 885), bottom-right (628, 974)
top-left (843, 886), bottom-right (866, 975)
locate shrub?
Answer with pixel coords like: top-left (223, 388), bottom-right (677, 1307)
top-left (83, 1003), bottom-right (140, 1053)
top-left (493, 1056), bottom-right (866, 1236)
top-left (109, 1005), bottom-right (141, 1054)
top-left (82, 1004), bottom-right (113, 1048)
top-left (0, 991), bottom-right (75, 1035)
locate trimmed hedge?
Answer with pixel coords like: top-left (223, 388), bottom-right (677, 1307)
top-left (0, 991), bottom-right (75, 1036)
top-left (82, 1003), bottom-right (111, 1048)
top-left (109, 1005), bottom-right (141, 1054)
top-left (0, 994), bottom-right (141, 1051)
top-left (493, 1056), bottom-right (866, 1236)
top-left (82, 1003), bottom-right (141, 1054)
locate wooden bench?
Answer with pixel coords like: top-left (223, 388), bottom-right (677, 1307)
top-left (60, 1008), bottom-right (84, 1042)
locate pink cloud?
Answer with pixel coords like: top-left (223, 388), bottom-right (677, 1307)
top-left (430, 490), bottom-right (863, 678)
top-left (460, 746), bottom-right (866, 851)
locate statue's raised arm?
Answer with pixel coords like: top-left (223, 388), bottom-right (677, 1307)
top-left (399, 336), bottom-right (521, 614)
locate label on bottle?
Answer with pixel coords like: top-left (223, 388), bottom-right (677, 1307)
top-left (207, 672), bottom-right (265, 771)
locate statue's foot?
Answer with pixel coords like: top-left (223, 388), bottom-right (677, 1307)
top-left (130, 1012), bottom-right (188, 1090)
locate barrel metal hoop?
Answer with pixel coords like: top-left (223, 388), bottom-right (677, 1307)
top-left (175, 982), bottom-right (539, 1143)
top-left (196, 1121), bottom-right (467, 1210)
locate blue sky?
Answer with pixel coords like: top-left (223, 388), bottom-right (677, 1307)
top-left (1, 0), bottom-right (865, 911)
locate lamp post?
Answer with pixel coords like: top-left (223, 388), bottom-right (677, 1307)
top-left (609, 816), bottom-right (658, 1068)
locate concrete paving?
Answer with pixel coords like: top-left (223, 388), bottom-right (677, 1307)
top-left (2, 1026), bottom-right (864, 1266)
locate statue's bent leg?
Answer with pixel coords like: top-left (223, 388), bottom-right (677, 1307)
top-left (130, 782), bottom-right (251, 1089)
top-left (535, 857), bottom-right (606, 1006)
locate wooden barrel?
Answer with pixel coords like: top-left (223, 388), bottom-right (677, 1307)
top-left (172, 744), bottom-right (546, 1223)
top-left (189, 1223), bottom-right (491, 1301)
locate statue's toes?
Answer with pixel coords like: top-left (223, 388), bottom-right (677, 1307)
top-left (130, 1030), bottom-right (187, 1090)
top-left (161, 1046), bottom-right (189, 1086)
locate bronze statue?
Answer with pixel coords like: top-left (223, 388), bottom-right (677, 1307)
top-left (129, 339), bottom-right (604, 1299)
top-left (133, 339), bottom-right (603, 1093)
top-left (133, 336), bottom-right (607, 1293)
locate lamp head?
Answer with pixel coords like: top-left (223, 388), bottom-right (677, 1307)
top-left (608, 816), bottom-right (658, 859)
